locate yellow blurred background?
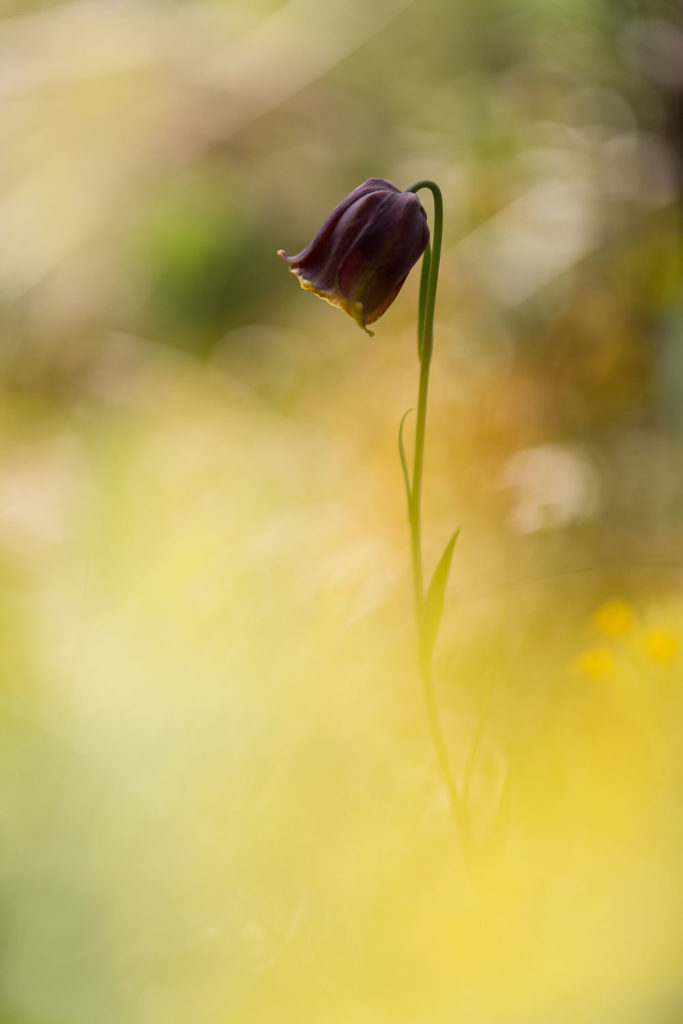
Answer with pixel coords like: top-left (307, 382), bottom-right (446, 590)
top-left (1, 0), bottom-right (682, 1021)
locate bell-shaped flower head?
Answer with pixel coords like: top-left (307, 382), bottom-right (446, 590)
top-left (278, 178), bottom-right (429, 335)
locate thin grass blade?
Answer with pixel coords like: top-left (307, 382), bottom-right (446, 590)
top-left (398, 407), bottom-right (413, 508)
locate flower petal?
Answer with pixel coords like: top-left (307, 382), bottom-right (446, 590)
top-left (278, 178), bottom-right (429, 333)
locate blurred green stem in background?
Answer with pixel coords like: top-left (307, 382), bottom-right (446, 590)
top-left (402, 180), bottom-right (471, 855)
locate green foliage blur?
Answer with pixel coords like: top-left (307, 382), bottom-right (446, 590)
top-left (0, 1), bottom-right (682, 1022)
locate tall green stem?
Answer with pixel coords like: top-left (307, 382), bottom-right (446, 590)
top-left (404, 179), bottom-right (442, 641)
top-left (406, 183), bottom-right (440, 628)
top-left (404, 180), bottom-right (471, 853)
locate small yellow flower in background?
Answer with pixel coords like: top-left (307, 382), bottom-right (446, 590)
top-left (591, 599), bottom-right (636, 638)
top-left (644, 629), bottom-right (679, 665)
top-left (575, 645), bottom-right (616, 680)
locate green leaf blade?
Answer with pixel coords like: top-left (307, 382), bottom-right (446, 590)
top-left (420, 527), bottom-right (461, 664)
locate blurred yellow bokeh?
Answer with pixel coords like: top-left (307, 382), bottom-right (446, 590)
top-left (1, 1), bottom-right (682, 1022)
top-left (591, 599), bottom-right (637, 639)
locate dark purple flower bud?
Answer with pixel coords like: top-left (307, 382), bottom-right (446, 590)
top-left (278, 178), bottom-right (429, 335)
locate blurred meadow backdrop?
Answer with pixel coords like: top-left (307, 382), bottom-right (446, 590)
top-left (1, 0), bottom-right (683, 1021)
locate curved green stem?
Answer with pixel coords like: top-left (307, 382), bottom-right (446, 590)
top-left (404, 181), bottom-right (469, 854)
top-left (407, 180), bottom-right (442, 369)
top-left (404, 180), bottom-right (443, 645)
top-left (417, 241), bottom-right (431, 361)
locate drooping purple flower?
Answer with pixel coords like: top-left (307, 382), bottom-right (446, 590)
top-left (278, 178), bottom-right (429, 335)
